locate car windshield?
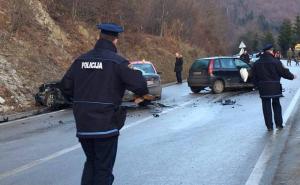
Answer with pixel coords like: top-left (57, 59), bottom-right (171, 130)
top-left (132, 63), bottom-right (156, 74)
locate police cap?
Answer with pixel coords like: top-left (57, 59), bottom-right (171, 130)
top-left (263, 44), bottom-right (273, 52)
top-left (97, 23), bottom-right (124, 37)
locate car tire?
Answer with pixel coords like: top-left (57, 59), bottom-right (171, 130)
top-left (190, 86), bottom-right (204, 93)
top-left (212, 80), bottom-right (224, 94)
top-left (45, 91), bottom-right (57, 109)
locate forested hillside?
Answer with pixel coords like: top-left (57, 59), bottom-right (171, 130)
top-left (0, 0), bottom-right (230, 114)
top-left (220, 0), bottom-right (300, 52)
top-left (0, 0), bottom-right (299, 114)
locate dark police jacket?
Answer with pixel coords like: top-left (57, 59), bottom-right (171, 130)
top-left (174, 57), bottom-right (183, 72)
top-left (252, 52), bottom-right (294, 98)
top-left (60, 39), bottom-right (148, 138)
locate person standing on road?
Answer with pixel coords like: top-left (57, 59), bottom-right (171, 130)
top-left (292, 49), bottom-right (298, 66)
top-left (294, 50), bottom-right (299, 66)
top-left (287, 48), bottom-right (293, 66)
top-left (59, 23), bottom-right (149, 185)
top-left (174, 52), bottom-right (183, 83)
top-left (297, 52), bottom-right (300, 66)
top-left (252, 44), bottom-right (296, 131)
top-left (240, 50), bottom-right (250, 64)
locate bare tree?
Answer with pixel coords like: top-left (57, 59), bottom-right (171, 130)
top-left (71, 0), bottom-right (79, 22)
top-left (10, 0), bottom-right (32, 33)
top-left (39, 0), bottom-right (232, 53)
top-left (159, 0), bottom-right (166, 37)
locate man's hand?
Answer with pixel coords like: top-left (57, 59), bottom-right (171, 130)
top-left (133, 94), bottom-right (155, 105)
top-left (143, 94), bottom-right (155, 101)
top-left (134, 97), bottom-right (144, 104)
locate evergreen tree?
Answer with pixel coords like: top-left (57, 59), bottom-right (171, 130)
top-left (262, 32), bottom-right (275, 48)
top-left (293, 15), bottom-right (300, 44)
top-left (252, 33), bottom-right (259, 52)
top-left (257, 14), bottom-right (269, 31)
top-left (278, 19), bottom-right (293, 56)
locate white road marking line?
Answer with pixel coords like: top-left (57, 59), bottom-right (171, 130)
top-left (0, 98), bottom-right (196, 180)
top-left (245, 87), bottom-right (300, 185)
top-left (0, 144), bottom-right (80, 181)
top-left (283, 88), bottom-right (300, 123)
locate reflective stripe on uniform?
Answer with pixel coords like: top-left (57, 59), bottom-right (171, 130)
top-left (259, 81), bottom-right (280, 83)
top-left (260, 94), bottom-right (283, 98)
top-left (73, 101), bottom-right (114, 105)
top-left (77, 129), bottom-right (119, 136)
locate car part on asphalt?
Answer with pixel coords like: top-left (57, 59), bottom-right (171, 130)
top-left (122, 100), bottom-right (172, 117)
top-left (221, 99), bottom-right (236, 105)
top-left (190, 86), bottom-right (204, 93)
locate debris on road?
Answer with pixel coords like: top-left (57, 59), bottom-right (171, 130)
top-left (127, 101), bottom-right (173, 118)
top-left (221, 99), bottom-right (236, 105)
top-left (152, 114), bottom-right (160, 117)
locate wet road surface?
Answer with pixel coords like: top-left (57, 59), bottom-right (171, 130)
top-left (1, 66), bottom-right (300, 185)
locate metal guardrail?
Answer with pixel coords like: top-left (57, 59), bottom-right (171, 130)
top-left (0, 107), bottom-right (49, 123)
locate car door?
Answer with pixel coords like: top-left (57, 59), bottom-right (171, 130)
top-left (233, 58), bottom-right (253, 86)
top-left (219, 58), bottom-right (240, 87)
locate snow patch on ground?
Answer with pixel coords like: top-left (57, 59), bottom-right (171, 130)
top-left (0, 96), bottom-right (5, 104)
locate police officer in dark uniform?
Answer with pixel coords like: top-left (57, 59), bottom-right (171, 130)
top-left (252, 44), bottom-right (296, 131)
top-left (59, 23), bottom-right (149, 185)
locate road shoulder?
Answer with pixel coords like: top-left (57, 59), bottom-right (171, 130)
top-left (272, 106), bottom-right (300, 185)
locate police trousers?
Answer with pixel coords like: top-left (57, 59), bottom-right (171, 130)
top-left (261, 97), bottom-right (283, 129)
top-left (79, 136), bottom-right (118, 185)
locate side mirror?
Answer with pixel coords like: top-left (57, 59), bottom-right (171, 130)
top-left (157, 71), bottom-right (163, 75)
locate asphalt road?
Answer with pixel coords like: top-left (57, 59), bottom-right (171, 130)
top-left (1, 65), bottom-right (300, 185)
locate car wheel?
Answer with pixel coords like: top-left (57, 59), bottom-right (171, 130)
top-left (190, 86), bottom-right (204, 93)
top-left (212, 80), bottom-right (224, 94)
top-left (45, 91), bottom-right (57, 108)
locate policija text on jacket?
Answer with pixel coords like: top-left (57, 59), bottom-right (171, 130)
top-left (59, 39), bottom-right (149, 138)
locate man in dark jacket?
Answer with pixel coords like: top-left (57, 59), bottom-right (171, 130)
top-left (59, 23), bottom-right (149, 185)
top-left (252, 44), bottom-right (296, 131)
top-left (240, 50), bottom-right (250, 64)
top-left (174, 52), bottom-right (183, 83)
